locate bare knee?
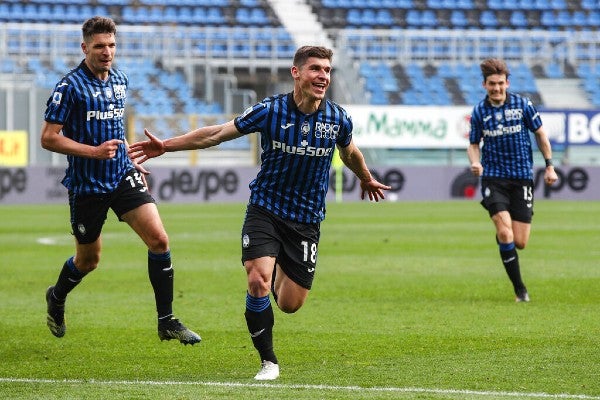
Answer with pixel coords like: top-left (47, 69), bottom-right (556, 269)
top-left (147, 231), bottom-right (169, 254)
top-left (247, 271), bottom-right (270, 297)
top-left (75, 254), bottom-right (100, 273)
top-left (496, 227), bottom-right (513, 244)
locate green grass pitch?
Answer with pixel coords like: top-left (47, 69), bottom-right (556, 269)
top-left (0, 201), bottom-right (599, 399)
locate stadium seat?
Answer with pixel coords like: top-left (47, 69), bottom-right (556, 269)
top-left (581, 0), bottom-right (600, 10)
top-left (480, 10), bottom-right (498, 28)
top-left (0, 59), bottom-right (18, 73)
top-left (509, 11), bottom-right (528, 29)
top-left (450, 10), bottom-right (468, 28)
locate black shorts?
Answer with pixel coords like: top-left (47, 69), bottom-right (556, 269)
top-left (69, 169), bottom-right (155, 244)
top-left (480, 178), bottom-right (534, 223)
top-left (241, 204), bottom-right (321, 290)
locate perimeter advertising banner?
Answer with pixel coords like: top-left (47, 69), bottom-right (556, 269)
top-left (0, 131), bottom-right (28, 166)
top-left (345, 107), bottom-right (600, 148)
top-left (540, 110), bottom-right (600, 146)
top-left (1, 165), bottom-right (598, 205)
top-left (344, 105), bottom-right (472, 149)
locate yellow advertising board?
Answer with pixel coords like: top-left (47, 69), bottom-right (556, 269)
top-left (0, 131), bottom-right (28, 166)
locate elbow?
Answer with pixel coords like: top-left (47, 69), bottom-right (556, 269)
top-left (40, 136), bottom-right (51, 151)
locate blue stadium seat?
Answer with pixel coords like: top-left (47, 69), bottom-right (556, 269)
top-left (376, 9), bottom-right (393, 26)
top-left (206, 7), bottom-right (226, 25)
top-left (0, 3), bottom-right (9, 21)
top-left (251, 8), bottom-right (270, 25)
top-left (421, 10), bottom-right (438, 27)
top-left (581, 0), bottom-right (600, 10)
top-left (510, 11), bottom-right (528, 29)
top-left (540, 11), bottom-right (557, 28)
top-left (405, 10), bottom-right (421, 27)
top-left (455, 0), bottom-right (473, 9)
top-left (450, 10), bottom-right (468, 28)
top-left (587, 11), bottom-right (600, 26)
top-left (555, 11), bottom-right (572, 28)
top-left (362, 9), bottom-right (377, 26)
top-left (480, 10), bottom-right (498, 28)
top-left (0, 59), bottom-right (18, 73)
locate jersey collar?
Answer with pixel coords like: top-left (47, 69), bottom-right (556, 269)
top-left (287, 92), bottom-right (327, 114)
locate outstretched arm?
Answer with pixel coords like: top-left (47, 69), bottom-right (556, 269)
top-left (128, 120), bottom-right (243, 164)
top-left (337, 140), bottom-right (391, 201)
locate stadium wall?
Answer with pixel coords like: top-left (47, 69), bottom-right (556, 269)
top-left (0, 165), bottom-right (598, 205)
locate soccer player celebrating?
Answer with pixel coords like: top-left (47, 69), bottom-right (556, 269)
top-left (129, 46), bottom-right (390, 380)
top-left (467, 58), bottom-right (558, 302)
top-left (41, 17), bottom-right (200, 345)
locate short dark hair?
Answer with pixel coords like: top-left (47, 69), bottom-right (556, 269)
top-left (82, 16), bottom-right (116, 43)
top-left (293, 46), bottom-right (333, 68)
top-left (480, 58), bottom-right (510, 81)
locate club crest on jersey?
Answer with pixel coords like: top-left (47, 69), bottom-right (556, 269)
top-left (495, 112), bottom-right (502, 121)
top-left (301, 121), bottom-right (311, 136)
top-left (113, 85), bottom-right (126, 100)
top-left (52, 92), bottom-right (62, 105)
top-left (104, 88), bottom-right (113, 99)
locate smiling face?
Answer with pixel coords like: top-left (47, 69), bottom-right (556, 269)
top-left (483, 73), bottom-right (509, 106)
top-left (82, 32), bottom-right (116, 80)
top-left (291, 56), bottom-right (331, 113)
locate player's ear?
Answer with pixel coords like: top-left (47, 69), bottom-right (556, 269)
top-left (81, 42), bottom-right (88, 54)
top-left (291, 65), bottom-right (300, 79)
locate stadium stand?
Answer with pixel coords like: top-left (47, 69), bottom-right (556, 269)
top-left (1, 0), bottom-right (599, 120)
top-left (307, 0), bottom-right (600, 106)
top-left (2, 0), bottom-right (599, 109)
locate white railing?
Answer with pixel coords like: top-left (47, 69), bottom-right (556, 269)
top-left (335, 29), bottom-right (600, 66)
top-left (0, 23), bottom-right (296, 73)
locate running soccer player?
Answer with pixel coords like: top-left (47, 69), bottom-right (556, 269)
top-left (128, 45), bottom-right (391, 380)
top-left (467, 58), bottom-right (558, 303)
top-left (41, 16), bottom-right (200, 345)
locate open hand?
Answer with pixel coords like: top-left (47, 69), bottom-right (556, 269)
top-left (360, 178), bottom-right (391, 202)
top-left (128, 129), bottom-right (165, 164)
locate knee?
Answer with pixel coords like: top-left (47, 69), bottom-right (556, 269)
top-left (247, 271), bottom-right (270, 297)
top-left (496, 228), bottom-right (513, 244)
top-left (147, 232), bottom-right (169, 254)
top-left (75, 255), bottom-right (100, 273)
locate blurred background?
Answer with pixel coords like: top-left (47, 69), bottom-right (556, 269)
top-left (1, 0), bottom-right (599, 170)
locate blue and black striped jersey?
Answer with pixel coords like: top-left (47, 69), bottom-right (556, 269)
top-left (469, 92), bottom-right (543, 180)
top-left (234, 93), bottom-right (353, 223)
top-left (44, 60), bottom-right (132, 194)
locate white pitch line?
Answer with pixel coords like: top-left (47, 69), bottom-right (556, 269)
top-left (0, 378), bottom-right (599, 399)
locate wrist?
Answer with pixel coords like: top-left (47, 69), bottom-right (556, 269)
top-left (545, 158), bottom-right (554, 168)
